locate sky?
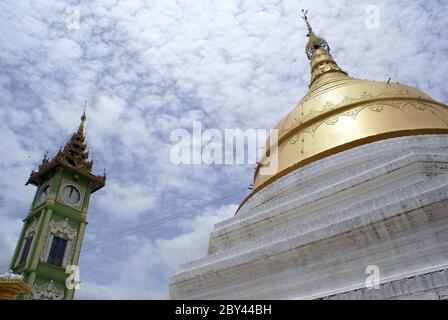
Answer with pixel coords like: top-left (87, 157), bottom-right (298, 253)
top-left (0, 0), bottom-right (447, 299)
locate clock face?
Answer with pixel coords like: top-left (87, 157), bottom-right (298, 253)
top-left (37, 184), bottom-right (50, 205)
top-left (61, 185), bottom-right (81, 205)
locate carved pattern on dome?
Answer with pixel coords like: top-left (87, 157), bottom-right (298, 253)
top-left (368, 105), bottom-right (384, 112)
top-left (289, 135), bottom-right (300, 145)
top-left (408, 102), bottom-right (448, 125)
top-left (285, 101), bottom-right (448, 146)
top-left (343, 106), bottom-right (364, 119)
top-left (283, 87), bottom-right (435, 135)
top-left (284, 91), bottom-right (376, 133)
top-left (325, 117), bottom-right (338, 125)
top-left (303, 80), bottom-right (423, 104)
top-left (413, 103), bottom-right (426, 111)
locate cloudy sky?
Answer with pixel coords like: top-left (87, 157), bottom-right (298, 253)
top-left (0, 0), bottom-right (447, 299)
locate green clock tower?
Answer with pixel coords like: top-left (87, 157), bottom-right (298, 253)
top-left (9, 110), bottom-right (106, 300)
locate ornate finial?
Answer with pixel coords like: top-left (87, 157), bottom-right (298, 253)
top-left (300, 9), bottom-right (331, 60)
top-left (81, 101), bottom-right (87, 122)
top-left (41, 151), bottom-right (50, 166)
top-left (298, 11), bottom-right (348, 86)
top-left (301, 9), bottom-right (314, 37)
top-left (78, 101), bottom-right (87, 134)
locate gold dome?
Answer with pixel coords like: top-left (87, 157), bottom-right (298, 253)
top-left (240, 13), bottom-right (448, 211)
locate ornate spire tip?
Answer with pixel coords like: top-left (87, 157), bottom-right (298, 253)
top-left (301, 9), bottom-right (314, 37)
top-left (81, 101), bottom-right (87, 122)
top-left (299, 9), bottom-right (331, 60)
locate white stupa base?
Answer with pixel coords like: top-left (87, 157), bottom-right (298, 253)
top-left (169, 135), bottom-right (448, 300)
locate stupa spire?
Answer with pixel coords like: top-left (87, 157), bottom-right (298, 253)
top-left (301, 9), bottom-right (331, 60)
top-left (301, 9), bottom-right (348, 87)
top-left (301, 9), bottom-right (314, 37)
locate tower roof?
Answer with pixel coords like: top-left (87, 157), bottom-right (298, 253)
top-left (27, 108), bottom-right (106, 193)
top-left (60, 108), bottom-right (91, 171)
top-left (237, 11), bottom-right (448, 213)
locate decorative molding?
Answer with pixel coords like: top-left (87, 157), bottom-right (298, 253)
top-left (24, 219), bottom-right (38, 238)
top-left (321, 268), bottom-right (448, 300)
top-left (49, 218), bottom-right (77, 240)
top-left (287, 85), bottom-right (437, 132)
top-left (40, 218), bottom-right (77, 266)
top-left (31, 279), bottom-right (64, 300)
top-left (286, 100), bottom-right (448, 144)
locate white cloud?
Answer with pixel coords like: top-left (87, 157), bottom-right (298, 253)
top-left (96, 180), bottom-right (156, 221)
top-left (46, 37), bottom-right (83, 62)
top-left (0, 212), bottom-right (23, 270)
top-left (76, 205), bottom-right (235, 299)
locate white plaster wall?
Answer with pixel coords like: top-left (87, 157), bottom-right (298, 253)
top-left (169, 135), bottom-right (448, 300)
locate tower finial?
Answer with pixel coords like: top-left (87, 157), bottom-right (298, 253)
top-left (78, 101), bottom-right (87, 134)
top-left (81, 101), bottom-right (87, 121)
top-left (301, 9), bottom-right (314, 38)
top-left (300, 9), bottom-right (331, 60)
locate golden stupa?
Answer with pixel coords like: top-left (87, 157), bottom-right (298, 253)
top-left (243, 11), bottom-right (448, 209)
